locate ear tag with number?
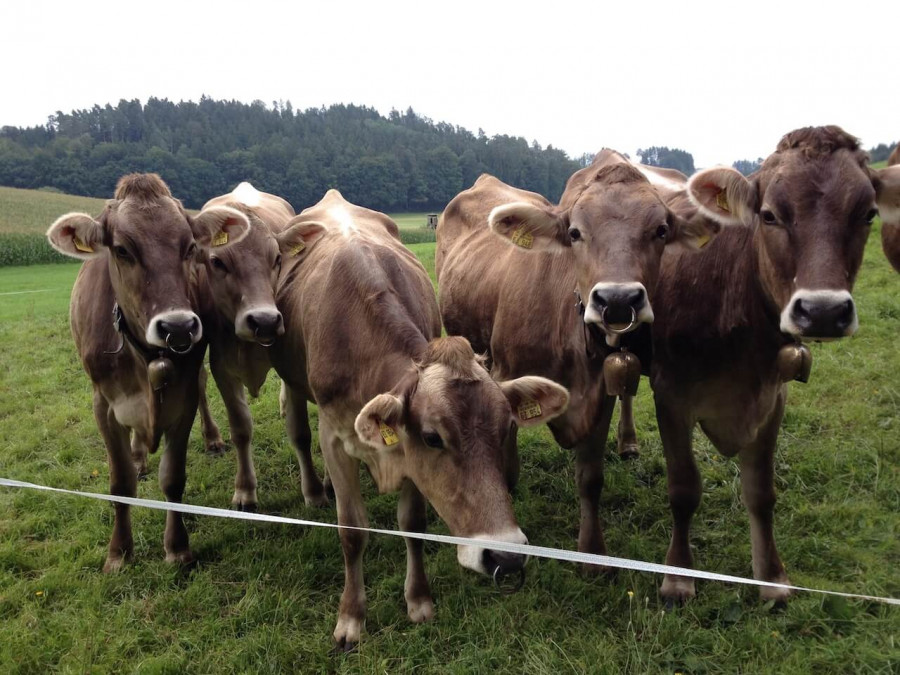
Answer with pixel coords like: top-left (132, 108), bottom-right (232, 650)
top-left (73, 236), bottom-right (94, 253)
top-left (289, 241), bottom-right (306, 257)
top-left (696, 233), bottom-right (711, 249)
top-left (379, 421), bottom-right (400, 446)
top-left (518, 400), bottom-right (542, 421)
top-left (715, 190), bottom-right (731, 213)
top-left (510, 227), bottom-right (534, 249)
top-left (212, 231), bottom-right (229, 247)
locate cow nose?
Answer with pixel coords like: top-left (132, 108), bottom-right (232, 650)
top-left (246, 311), bottom-right (284, 342)
top-left (482, 548), bottom-right (526, 574)
top-left (591, 285), bottom-right (646, 324)
top-left (157, 315), bottom-right (199, 352)
top-left (789, 295), bottom-right (855, 338)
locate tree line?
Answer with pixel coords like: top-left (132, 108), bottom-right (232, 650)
top-left (0, 98), bottom-right (582, 211)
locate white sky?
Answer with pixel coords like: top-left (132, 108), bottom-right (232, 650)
top-left (2, 0), bottom-right (898, 168)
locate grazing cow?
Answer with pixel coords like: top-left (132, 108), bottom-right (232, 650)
top-left (195, 182), bottom-right (327, 510)
top-left (268, 190), bottom-right (569, 648)
top-left (435, 153), bottom-right (722, 562)
top-left (648, 126), bottom-right (900, 604)
top-left (882, 147), bottom-right (900, 271)
top-left (46, 173), bottom-right (250, 570)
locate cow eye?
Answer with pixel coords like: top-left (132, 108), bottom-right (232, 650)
top-left (274, 254), bottom-right (282, 269)
top-left (865, 208), bottom-right (878, 225)
top-left (761, 210), bottom-right (778, 225)
top-left (114, 246), bottom-right (133, 261)
top-left (185, 243), bottom-right (198, 260)
top-left (210, 257), bottom-right (229, 273)
top-left (422, 431), bottom-right (443, 449)
top-left (655, 224), bottom-right (669, 240)
top-left (568, 228), bottom-right (581, 242)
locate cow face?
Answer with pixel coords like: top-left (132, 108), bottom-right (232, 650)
top-left (489, 164), bottom-right (720, 339)
top-left (873, 165), bottom-right (900, 273)
top-left (355, 337), bottom-right (569, 577)
top-left (687, 127), bottom-right (892, 339)
top-left (47, 174), bottom-right (249, 352)
top-left (203, 210), bottom-right (284, 345)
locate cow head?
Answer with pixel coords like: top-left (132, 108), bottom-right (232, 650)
top-left (489, 157), bottom-right (721, 340)
top-left (201, 185), bottom-right (286, 346)
top-left (873, 164), bottom-right (900, 273)
top-left (688, 126), bottom-right (896, 340)
top-left (47, 173), bottom-right (249, 353)
top-left (354, 337), bottom-right (569, 577)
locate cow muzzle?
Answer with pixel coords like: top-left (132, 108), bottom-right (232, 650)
top-left (236, 307), bottom-right (285, 346)
top-left (583, 282), bottom-right (653, 334)
top-left (147, 311), bottom-right (202, 353)
top-left (780, 290), bottom-right (857, 340)
top-left (457, 528), bottom-right (529, 581)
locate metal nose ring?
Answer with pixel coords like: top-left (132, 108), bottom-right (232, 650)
top-left (492, 565), bottom-right (526, 594)
top-left (254, 327), bottom-right (275, 347)
top-left (600, 306), bottom-right (638, 334)
top-left (165, 332), bottom-right (194, 354)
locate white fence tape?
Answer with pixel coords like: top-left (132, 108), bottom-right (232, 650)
top-left (1, 476), bottom-right (898, 606)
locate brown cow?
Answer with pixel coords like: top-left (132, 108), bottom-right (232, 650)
top-left (435, 153), bottom-right (722, 562)
top-left (46, 173), bottom-right (250, 571)
top-left (268, 190), bottom-right (569, 648)
top-left (648, 126), bottom-right (900, 604)
top-left (882, 147), bottom-right (900, 271)
top-left (196, 182), bottom-right (327, 510)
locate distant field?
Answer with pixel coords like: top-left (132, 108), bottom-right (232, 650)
top-left (0, 186), bottom-right (435, 266)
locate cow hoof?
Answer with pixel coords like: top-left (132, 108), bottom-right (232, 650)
top-left (233, 502), bottom-right (258, 513)
top-left (165, 549), bottom-right (196, 567)
top-left (332, 616), bottom-right (363, 653)
top-left (102, 555), bottom-right (128, 573)
top-left (329, 639), bottom-right (358, 656)
top-left (617, 442), bottom-right (640, 460)
top-left (760, 580), bottom-right (793, 605)
top-left (133, 462), bottom-right (149, 480)
top-left (407, 597), bottom-right (435, 624)
top-left (660, 576), bottom-right (696, 607)
top-left (205, 439), bottom-right (227, 456)
top-left (304, 491), bottom-right (329, 508)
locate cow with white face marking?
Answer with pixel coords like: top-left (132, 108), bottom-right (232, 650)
top-left (194, 182), bottom-right (327, 511)
top-left (46, 173), bottom-right (250, 570)
top-left (436, 153), bottom-right (724, 564)
top-left (268, 189), bottom-right (570, 649)
top-left (645, 126), bottom-right (900, 605)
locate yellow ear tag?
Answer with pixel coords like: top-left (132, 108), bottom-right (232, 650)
top-left (715, 190), bottom-right (731, 213)
top-left (379, 421), bottom-right (400, 446)
top-left (212, 231), bottom-right (229, 247)
top-left (696, 233), bottom-right (711, 249)
top-left (518, 400), bottom-right (542, 421)
top-left (289, 241), bottom-right (306, 257)
top-left (73, 236), bottom-right (94, 253)
top-left (510, 227), bottom-right (534, 249)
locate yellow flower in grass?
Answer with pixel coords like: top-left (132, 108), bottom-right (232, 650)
top-left (627, 590), bottom-right (634, 598)
top-left (35, 591), bottom-right (43, 597)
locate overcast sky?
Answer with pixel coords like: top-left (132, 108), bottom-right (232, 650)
top-left (3, 1), bottom-right (897, 168)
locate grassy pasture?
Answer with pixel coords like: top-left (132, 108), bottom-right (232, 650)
top-left (1, 222), bottom-right (899, 673)
top-left (0, 187), bottom-right (434, 266)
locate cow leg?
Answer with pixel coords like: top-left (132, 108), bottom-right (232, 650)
top-left (159, 389), bottom-right (198, 566)
top-left (616, 395), bottom-right (640, 459)
top-left (284, 386), bottom-right (327, 507)
top-left (574, 397), bottom-right (614, 572)
top-left (210, 361), bottom-right (257, 511)
top-left (197, 365), bottom-right (226, 455)
top-left (398, 479), bottom-right (433, 623)
top-left (94, 391), bottom-right (137, 572)
top-left (320, 418), bottom-right (368, 650)
top-left (656, 396), bottom-right (700, 603)
top-left (130, 428), bottom-right (150, 479)
top-left (739, 393), bottom-right (791, 603)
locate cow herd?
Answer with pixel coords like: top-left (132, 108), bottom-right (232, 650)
top-left (45, 125), bottom-right (900, 648)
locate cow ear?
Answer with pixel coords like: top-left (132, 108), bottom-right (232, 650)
top-left (46, 212), bottom-right (105, 259)
top-left (489, 202), bottom-right (568, 252)
top-left (355, 393), bottom-right (406, 450)
top-left (667, 212), bottom-right (723, 252)
top-left (499, 376), bottom-right (570, 428)
top-left (687, 167), bottom-right (757, 227)
top-left (191, 206), bottom-right (251, 249)
top-left (873, 165), bottom-right (900, 272)
top-left (276, 219), bottom-right (328, 261)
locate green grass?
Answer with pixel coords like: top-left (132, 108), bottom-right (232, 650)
top-left (1, 231), bottom-right (899, 673)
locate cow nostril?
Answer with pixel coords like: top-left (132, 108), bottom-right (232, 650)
top-left (792, 298), bottom-right (810, 321)
top-left (836, 299), bottom-right (854, 329)
top-left (625, 287), bottom-right (645, 307)
top-left (591, 290), bottom-right (607, 307)
top-left (482, 548), bottom-right (526, 574)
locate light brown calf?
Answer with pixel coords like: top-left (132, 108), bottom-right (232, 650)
top-left (196, 182), bottom-right (326, 510)
top-left (268, 190), bottom-right (569, 649)
top-left (46, 173), bottom-right (250, 570)
top-left (436, 153), bottom-right (722, 564)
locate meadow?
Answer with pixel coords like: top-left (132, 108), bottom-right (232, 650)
top-left (0, 191), bottom-right (898, 673)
